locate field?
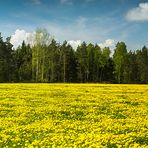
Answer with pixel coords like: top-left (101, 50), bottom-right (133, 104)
top-left (0, 84), bottom-right (148, 147)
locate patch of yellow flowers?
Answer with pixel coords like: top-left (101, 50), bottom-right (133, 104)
top-left (0, 84), bottom-right (148, 147)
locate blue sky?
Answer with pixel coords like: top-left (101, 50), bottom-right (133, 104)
top-left (0, 0), bottom-right (148, 50)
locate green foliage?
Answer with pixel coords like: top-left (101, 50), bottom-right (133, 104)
top-left (113, 42), bottom-right (127, 83)
top-left (0, 31), bottom-right (148, 83)
top-left (13, 41), bottom-right (32, 82)
top-left (0, 34), bottom-right (13, 82)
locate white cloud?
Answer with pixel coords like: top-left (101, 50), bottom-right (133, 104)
top-left (98, 39), bottom-right (115, 56)
top-left (10, 29), bottom-right (115, 55)
top-left (67, 40), bottom-right (82, 50)
top-left (126, 3), bottom-right (148, 21)
top-left (98, 39), bottom-right (115, 48)
top-left (10, 29), bottom-right (34, 49)
top-left (10, 16), bottom-right (116, 49)
top-left (10, 29), bottom-right (82, 50)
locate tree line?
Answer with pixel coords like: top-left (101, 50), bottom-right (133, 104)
top-left (0, 29), bottom-right (148, 83)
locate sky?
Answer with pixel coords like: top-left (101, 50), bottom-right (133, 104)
top-left (0, 0), bottom-right (148, 50)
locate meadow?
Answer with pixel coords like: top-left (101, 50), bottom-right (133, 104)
top-left (0, 84), bottom-right (148, 147)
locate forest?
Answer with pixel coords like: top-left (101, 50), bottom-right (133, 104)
top-left (0, 29), bottom-right (148, 84)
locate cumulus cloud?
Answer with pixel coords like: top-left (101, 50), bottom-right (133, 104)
top-left (10, 14), bottom-right (115, 50)
top-left (10, 29), bottom-right (34, 49)
top-left (10, 29), bottom-right (82, 50)
top-left (67, 40), bottom-right (82, 50)
top-left (98, 39), bottom-right (115, 48)
top-left (126, 3), bottom-right (148, 21)
top-left (10, 28), bottom-right (116, 57)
